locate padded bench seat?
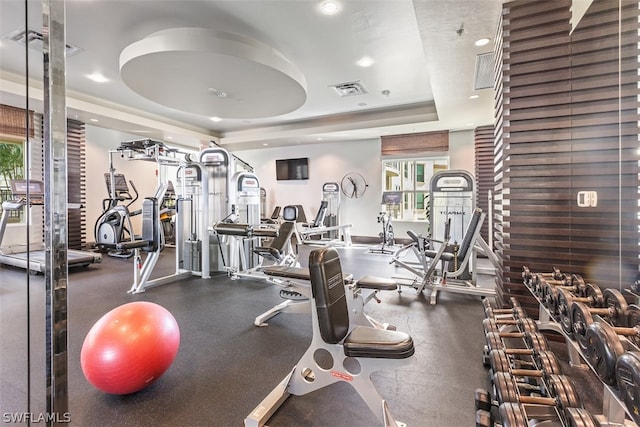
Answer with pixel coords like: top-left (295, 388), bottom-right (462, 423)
top-left (344, 326), bottom-right (415, 359)
top-left (356, 275), bottom-right (397, 291)
top-left (263, 265), bottom-right (355, 283)
top-left (213, 223), bottom-right (253, 236)
top-left (115, 240), bottom-right (151, 251)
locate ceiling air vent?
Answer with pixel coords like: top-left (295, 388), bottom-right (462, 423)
top-left (330, 81), bottom-right (368, 97)
top-left (474, 52), bottom-right (494, 90)
top-left (2, 27), bottom-right (82, 57)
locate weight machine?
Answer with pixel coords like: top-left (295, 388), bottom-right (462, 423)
top-left (296, 182), bottom-right (353, 246)
top-left (104, 139), bottom-right (211, 294)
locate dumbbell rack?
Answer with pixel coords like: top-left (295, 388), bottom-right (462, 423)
top-left (529, 278), bottom-right (638, 426)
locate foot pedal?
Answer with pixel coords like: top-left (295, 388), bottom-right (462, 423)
top-left (279, 290), bottom-right (307, 301)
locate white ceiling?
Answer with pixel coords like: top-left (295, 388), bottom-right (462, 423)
top-left (0, 0), bottom-right (503, 150)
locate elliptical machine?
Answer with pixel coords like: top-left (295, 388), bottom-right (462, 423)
top-left (94, 172), bottom-right (141, 258)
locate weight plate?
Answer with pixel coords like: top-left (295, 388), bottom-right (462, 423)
top-left (546, 374), bottom-right (582, 409)
top-left (490, 349), bottom-right (511, 373)
top-left (535, 351), bottom-right (563, 375)
top-left (541, 282), bottom-right (555, 312)
top-left (494, 372), bottom-right (519, 404)
top-left (615, 352), bottom-right (640, 426)
top-left (518, 318), bottom-right (538, 334)
top-left (534, 274), bottom-right (546, 294)
top-left (570, 302), bottom-right (594, 353)
top-left (552, 266), bottom-right (564, 281)
top-left (486, 332), bottom-right (504, 351)
top-left (484, 306), bottom-right (495, 319)
top-left (509, 297), bottom-right (522, 310)
top-left (514, 307), bottom-right (528, 320)
top-left (564, 407), bottom-right (598, 427)
top-left (585, 283), bottom-right (604, 308)
top-left (571, 274), bottom-right (586, 295)
top-left (525, 332), bottom-right (550, 353)
top-left (603, 288), bottom-right (628, 327)
top-left (585, 322), bottom-right (624, 386)
top-left (499, 402), bottom-right (528, 427)
top-left (557, 288), bottom-right (574, 334)
top-left (475, 388), bottom-right (492, 412)
top-left (627, 304), bottom-right (640, 328)
top-left (475, 409), bottom-right (492, 427)
top-left (522, 266), bottom-right (532, 285)
top-left (483, 318), bottom-right (499, 334)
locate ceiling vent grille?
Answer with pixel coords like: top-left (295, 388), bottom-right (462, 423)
top-left (2, 27), bottom-right (82, 57)
top-left (474, 52), bottom-right (495, 90)
top-left (330, 81), bottom-right (368, 97)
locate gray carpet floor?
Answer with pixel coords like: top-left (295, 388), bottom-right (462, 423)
top-left (0, 244), bottom-right (607, 426)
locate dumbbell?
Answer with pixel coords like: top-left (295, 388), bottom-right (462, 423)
top-left (493, 372), bottom-right (582, 410)
top-left (484, 302), bottom-right (528, 321)
top-left (573, 302), bottom-right (640, 385)
top-left (524, 267), bottom-right (566, 294)
top-left (556, 284), bottom-right (607, 334)
top-left (489, 349), bottom-right (563, 377)
top-left (482, 318), bottom-right (538, 336)
top-left (539, 274), bottom-right (587, 315)
top-left (570, 292), bottom-right (635, 338)
top-left (486, 330), bottom-right (550, 353)
top-left (483, 331), bottom-right (549, 369)
top-left (498, 403), bottom-right (598, 427)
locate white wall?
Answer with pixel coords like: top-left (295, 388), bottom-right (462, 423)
top-left (233, 129), bottom-right (476, 239)
top-left (85, 126), bottom-right (160, 239)
top-left (235, 138), bottom-right (384, 237)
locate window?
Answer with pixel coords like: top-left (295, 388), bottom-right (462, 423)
top-left (0, 139), bottom-right (25, 221)
top-left (381, 156), bottom-right (448, 221)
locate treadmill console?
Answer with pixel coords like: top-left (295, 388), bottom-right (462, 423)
top-left (10, 179), bottom-right (45, 205)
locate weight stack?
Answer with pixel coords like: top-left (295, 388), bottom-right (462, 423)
top-left (184, 239), bottom-right (202, 272)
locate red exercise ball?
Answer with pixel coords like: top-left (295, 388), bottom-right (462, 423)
top-left (81, 301), bottom-right (180, 395)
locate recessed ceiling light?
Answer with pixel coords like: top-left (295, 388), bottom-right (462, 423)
top-left (89, 118), bottom-right (99, 122)
top-left (210, 116), bottom-right (222, 122)
top-left (319, 0), bottom-right (340, 15)
top-left (475, 38), bottom-right (491, 47)
top-left (317, 137), bottom-right (323, 141)
top-left (262, 143), bottom-right (268, 146)
top-left (469, 94), bottom-right (479, 99)
top-left (87, 72), bottom-right (108, 83)
top-left (356, 56), bottom-right (374, 67)
top-left (167, 136), bottom-right (173, 139)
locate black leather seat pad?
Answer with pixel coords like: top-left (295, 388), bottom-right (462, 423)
top-left (357, 275), bottom-right (397, 291)
top-left (344, 326), bottom-right (415, 359)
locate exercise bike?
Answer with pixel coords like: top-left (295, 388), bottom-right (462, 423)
top-left (369, 211), bottom-right (395, 254)
top-left (94, 173), bottom-right (141, 258)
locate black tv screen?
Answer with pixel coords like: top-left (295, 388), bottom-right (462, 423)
top-left (276, 158), bottom-right (309, 180)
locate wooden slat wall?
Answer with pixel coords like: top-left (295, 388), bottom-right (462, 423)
top-left (381, 131), bottom-right (449, 156)
top-left (66, 119), bottom-right (87, 249)
top-left (36, 116), bottom-right (86, 249)
top-left (495, 0), bottom-right (640, 311)
top-left (474, 125), bottom-right (495, 243)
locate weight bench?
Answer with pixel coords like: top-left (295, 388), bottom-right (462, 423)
top-left (245, 247), bottom-right (415, 427)
top-left (395, 208), bottom-right (497, 304)
top-left (256, 263), bottom-right (397, 328)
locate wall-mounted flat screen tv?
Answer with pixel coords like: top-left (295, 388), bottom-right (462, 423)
top-left (276, 158), bottom-right (309, 180)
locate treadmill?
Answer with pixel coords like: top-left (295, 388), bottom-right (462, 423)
top-left (0, 179), bottom-right (102, 273)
